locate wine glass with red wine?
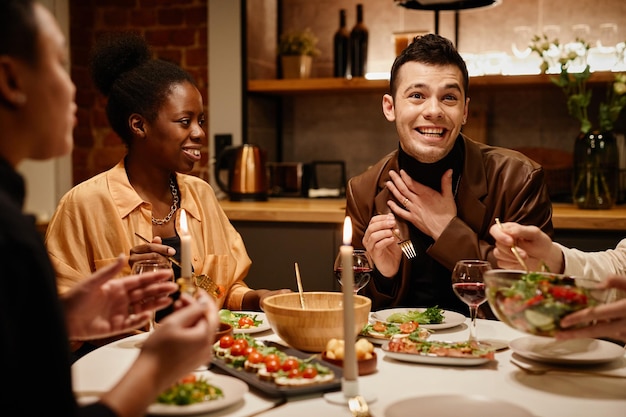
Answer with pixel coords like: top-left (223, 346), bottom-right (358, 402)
top-left (334, 249), bottom-right (372, 294)
top-left (451, 260), bottom-right (492, 346)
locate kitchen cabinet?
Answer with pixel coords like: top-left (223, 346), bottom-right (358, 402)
top-left (232, 220), bottom-right (342, 293)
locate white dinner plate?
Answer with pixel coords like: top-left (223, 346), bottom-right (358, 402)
top-left (381, 342), bottom-right (493, 366)
top-left (230, 311), bottom-right (271, 334)
top-left (509, 336), bottom-right (625, 365)
top-left (385, 394), bottom-right (534, 417)
top-left (360, 334), bottom-right (388, 345)
top-left (147, 371), bottom-right (248, 415)
top-left (371, 308), bottom-right (466, 330)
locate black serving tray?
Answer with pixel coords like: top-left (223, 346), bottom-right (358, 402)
top-left (209, 341), bottom-right (342, 398)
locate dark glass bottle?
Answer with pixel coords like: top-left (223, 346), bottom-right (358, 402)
top-left (572, 130), bottom-right (619, 209)
top-left (349, 4), bottom-right (368, 77)
top-left (333, 9), bottom-right (349, 78)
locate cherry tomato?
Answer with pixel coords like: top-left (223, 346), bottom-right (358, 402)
top-left (247, 351), bottom-right (265, 364)
top-left (281, 358), bottom-right (300, 372)
top-left (264, 358), bottom-right (281, 373)
top-left (264, 353), bottom-right (281, 365)
top-left (230, 340), bottom-right (248, 356)
top-left (238, 316), bottom-right (255, 328)
top-left (287, 368), bottom-right (302, 378)
top-left (549, 286), bottom-right (587, 304)
top-left (301, 366), bottom-right (318, 379)
top-left (244, 346), bottom-right (256, 356)
top-left (233, 338), bottom-right (249, 349)
top-left (372, 322), bottom-right (387, 332)
top-left (219, 335), bottom-right (235, 349)
top-left (180, 374), bottom-right (196, 384)
top-left (400, 321), bottom-right (418, 334)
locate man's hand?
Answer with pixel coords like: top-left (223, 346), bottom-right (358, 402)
top-left (386, 169), bottom-right (457, 240)
top-left (362, 213), bottom-right (402, 277)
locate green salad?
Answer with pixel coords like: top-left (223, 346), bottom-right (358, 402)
top-left (219, 309), bottom-right (264, 329)
top-left (490, 272), bottom-right (601, 335)
top-left (157, 374), bottom-right (223, 405)
top-left (385, 306), bottom-right (445, 325)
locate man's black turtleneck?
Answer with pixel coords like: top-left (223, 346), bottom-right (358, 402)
top-left (393, 136), bottom-right (468, 314)
top-left (397, 136), bottom-right (464, 194)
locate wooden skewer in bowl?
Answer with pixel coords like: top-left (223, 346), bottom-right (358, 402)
top-left (294, 262), bottom-right (306, 309)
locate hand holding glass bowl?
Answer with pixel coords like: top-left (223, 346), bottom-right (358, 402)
top-left (334, 249), bottom-right (373, 294)
top-left (483, 269), bottom-right (611, 337)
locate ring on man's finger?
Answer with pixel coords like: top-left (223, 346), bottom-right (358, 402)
top-left (402, 197), bottom-right (409, 206)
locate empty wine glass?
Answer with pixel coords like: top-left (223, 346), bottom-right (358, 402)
top-left (334, 249), bottom-right (372, 294)
top-left (565, 24), bottom-right (591, 72)
top-left (597, 22), bottom-right (618, 51)
top-left (451, 260), bottom-right (492, 346)
top-left (131, 258), bottom-right (173, 331)
top-left (542, 25), bottom-right (562, 73)
top-left (512, 25), bottom-right (533, 59)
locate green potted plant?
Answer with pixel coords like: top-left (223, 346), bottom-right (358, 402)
top-left (278, 28), bottom-right (320, 79)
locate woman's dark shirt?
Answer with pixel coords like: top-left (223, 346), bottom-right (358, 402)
top-left (0, 158), bottom-right (115, 417)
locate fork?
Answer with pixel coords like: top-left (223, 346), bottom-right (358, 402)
top-left (494, 218), bottom-right (529, 272)
top-left (194, 273), bottom-right (222, 298)
top-left (392, 229), bottom-right (417, 260)
top-left (134, 233), bottom-right (221, 298)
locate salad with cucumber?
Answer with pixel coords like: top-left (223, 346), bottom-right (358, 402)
top-left (490, 272), bottom-right (601, 336)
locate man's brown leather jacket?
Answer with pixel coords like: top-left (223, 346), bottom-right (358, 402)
top-left (346, 136), bottom-right (554, 311)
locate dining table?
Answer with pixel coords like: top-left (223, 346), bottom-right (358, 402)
top-left (72, 316), bottom-right (626, 417)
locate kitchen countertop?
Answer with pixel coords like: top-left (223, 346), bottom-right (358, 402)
top-left (219, 198), bottom-right (626, 231)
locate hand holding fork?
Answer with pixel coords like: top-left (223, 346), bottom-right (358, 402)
top-left (375, 212), bottom-right (416, 260)
top-left (392, 228), bottom-right (417, 260)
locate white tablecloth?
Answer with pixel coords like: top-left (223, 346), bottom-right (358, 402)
top-left (72, 318), bottom-right (626, 417)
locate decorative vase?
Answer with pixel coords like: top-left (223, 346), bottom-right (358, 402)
top-left (280, 55), bottom-right (312, 79)
top-left (572, 130), bottom-right (619, 209)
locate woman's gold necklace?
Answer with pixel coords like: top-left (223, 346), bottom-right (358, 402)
top-left (151, 177), bottom-right (179, 225)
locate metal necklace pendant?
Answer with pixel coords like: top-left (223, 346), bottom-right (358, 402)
top-left (151, 177), bottom-right (179, 225)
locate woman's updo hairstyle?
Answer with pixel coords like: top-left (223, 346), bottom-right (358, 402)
top-left (89, 32), bottom-right (196, 145)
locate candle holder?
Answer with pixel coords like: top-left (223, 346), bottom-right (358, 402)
top-left (176, 276), bottom-right (197, 296)
top-left (323, 380), bottom-right (377, 405)
top-left (324, 216), bottom-right (377, 406)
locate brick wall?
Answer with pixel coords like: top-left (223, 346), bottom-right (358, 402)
top-left (69, 0), bottom-right (209, 185)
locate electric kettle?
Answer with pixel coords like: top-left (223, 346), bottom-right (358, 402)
top-left (215, 143), bottom-right (268, 201)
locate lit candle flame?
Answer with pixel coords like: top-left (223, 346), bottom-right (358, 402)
top-left (180, 208), bottom-right (188, 234)
top-left (179, 209), bottom-right (193, 282)
top-left (343, 216), bottom-right (352, 246)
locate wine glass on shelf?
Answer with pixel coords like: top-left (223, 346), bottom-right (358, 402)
top-left (131, 258), bottom-right (174, 331)
top-left (451, 259), bottom-right (492, 347)
top-left (334, 249), bottom-right (373, 294)
top-left (511, 25), bottom-right (533, 59)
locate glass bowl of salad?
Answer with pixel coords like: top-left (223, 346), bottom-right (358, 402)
top-left (484, 270), bottom-right (611, 337)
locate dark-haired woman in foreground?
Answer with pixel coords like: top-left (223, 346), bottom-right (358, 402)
top-left (0, 1), bottom-right (219, 416)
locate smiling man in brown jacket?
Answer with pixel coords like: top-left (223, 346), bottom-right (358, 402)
top-left (346, 34), bottom-right (553, 315)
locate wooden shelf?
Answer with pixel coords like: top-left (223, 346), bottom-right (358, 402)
top-left (247, 72), bottom-right (617, 95)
